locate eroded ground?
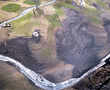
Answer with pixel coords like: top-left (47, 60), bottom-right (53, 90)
top-left (1, 0), bottom-right (110, 90)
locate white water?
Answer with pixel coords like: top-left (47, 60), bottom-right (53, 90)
top-left (0, 0), bottom-right (109, 89)
top-left (0, 53), bottom-right (108, 90)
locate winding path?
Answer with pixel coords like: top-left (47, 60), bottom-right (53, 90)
top-left (0, 0), bottom-right (56, 27)
top-left (0, 0), bottom-right (109, 90)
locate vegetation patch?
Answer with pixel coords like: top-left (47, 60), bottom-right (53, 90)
top-left (12, 12), bottom-right (33, 24)
top-left (54, 6), bottom-right (64, 16)
top-left (46, 14), bottom-right (61, 44)
top-left (54, 1), bottom-right (80, 11)
top-left (46, 14), bottom-right (61, 28)
top-left (2, 4), bottom-right (21, 12)
top-left (82, 7), bottom-right (102, 25)
top-left (11, 12), bottom-right (40, 37)
top-left (24, 0), bottom-right (36, 5)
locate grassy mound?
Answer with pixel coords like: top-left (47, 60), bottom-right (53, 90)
top-left (2, 4), bottom-right (21, 12)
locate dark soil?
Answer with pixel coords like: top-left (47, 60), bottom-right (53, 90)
top-left (56, 8), bottom-right (110, 78)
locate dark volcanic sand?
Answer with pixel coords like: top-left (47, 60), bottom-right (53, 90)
top-left (56, 8), bottom-right (110, 78)
top-left (2, 37), bottom-right (73, 83)
top-left (1, 8), bottom-right (110, 90)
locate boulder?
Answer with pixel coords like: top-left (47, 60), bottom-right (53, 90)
top-left (32, 29), bottom-right (41, 43)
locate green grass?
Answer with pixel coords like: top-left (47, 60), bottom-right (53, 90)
top-left (95, 0), bottom-right (106, 8)
top-left (54, 1), bottom-right (80, 12)
top-left (84, 7), bottom-right (98, 15)
top-left (89, 16), bottom-right (102, 25)
top-left (11, 12), bottom-right (40, 36)
top-left (54, 6), bottom-right (64, 16)
top-left (2, 4), bottom-right (21, 12)
top-left (24, 0), bottom-right (36, 5)
top-left (12, 12), bottom-right (33, 24)
top-left (87, 0), bottom-right (108, 9)
top-left (82, 7), bottom-right (102, 25)
top-left (62, 2), bottom-right (75, 9)
top-left (46, 14), bottom-right (61, 44)
top-left (46, 14), bottom-right (61, 28)
top-left (55, 2), bottom-right (73, 8)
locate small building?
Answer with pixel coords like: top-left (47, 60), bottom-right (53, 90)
top-left (32, 29), bottom-right (41, 43)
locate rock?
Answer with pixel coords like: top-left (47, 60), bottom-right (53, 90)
top-left (32, 29), bottom-right (41, 43)
top-left (92, 3), bottom-right (101, 9)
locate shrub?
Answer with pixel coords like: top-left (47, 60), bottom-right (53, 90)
top-left (2, 4), bottom-right (21, 12)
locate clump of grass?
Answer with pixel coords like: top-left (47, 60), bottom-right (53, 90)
top-left (54, 6), bottom-right (64, 16)
top-left (46, 14), bottom-right (61, 28)
top-left (54, 1), bottom-right (80, 12)
top-left (2, 4), bottom-right (21, 12)
top-left (95, 0), bottom-right (106, 8)
top-left (82, 7), bottom-right (102, 25)
top-left (12, 12), bottom-right (33, 24)
top-left (89, 16), bottom-right (102, 25)
top-left (55, 2), bottom-right (73, 8)
top-left (24, 0), bottom-right (36, 5)
top-left (46, 14), bottom-right (61, 44)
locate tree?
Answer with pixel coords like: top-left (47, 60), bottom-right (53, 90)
top-left (33, 0), bottom-right (41, 16)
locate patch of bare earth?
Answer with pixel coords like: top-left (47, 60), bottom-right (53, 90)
top-left (0, 10), bottom-right (17, 21)
top-left (0, 61), bottom-right (39, 90)
top-left (41, 5), bottom-right (56, 15)
top-left (32, 15), bottom-right (49, 40)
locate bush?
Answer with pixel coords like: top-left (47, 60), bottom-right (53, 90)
top-left (2, 4), bottom-right (21, 12)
